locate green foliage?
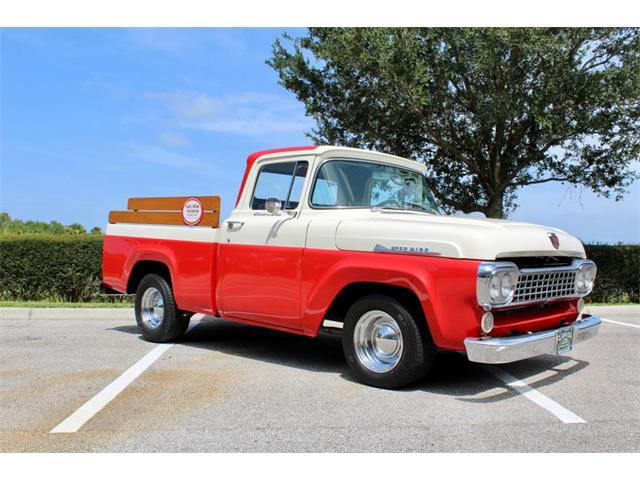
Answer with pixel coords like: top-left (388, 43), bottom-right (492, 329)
top-left (269, 28), bottom-right (640, 218)
top-left (585, 244), bottom-right (640, 303)
top-left (0, 235), bottom-right (104, 302)
top-left (0, 212), bottom-right (102, 236)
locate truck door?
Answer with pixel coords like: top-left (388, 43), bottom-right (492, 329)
top-left (217, 160), bottom-right (309, 331)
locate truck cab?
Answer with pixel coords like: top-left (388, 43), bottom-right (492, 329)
top-left (103, 145), bottom-right (601, 389)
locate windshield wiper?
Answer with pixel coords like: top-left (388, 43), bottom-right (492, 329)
top-left (371, 203), bottom-right (436, 215)
top-left (401, 202), bottom-right (436, 214)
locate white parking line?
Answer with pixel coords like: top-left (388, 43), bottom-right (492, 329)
top-left (601, 318), bottom-right (640, 329)
top-left (51, 320), bottom-right (200, 433)
top-left (485, 366), bottom-right (586, 424)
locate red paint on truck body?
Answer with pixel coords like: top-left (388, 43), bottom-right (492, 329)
top-left (102, 235), bottom-right (217, 316)
top-left (103, 233), bottom-right (580, 351)
top-left (216, 243), bottom-right (305, 332)
top-left (300, 248), bottom-right (484, 349)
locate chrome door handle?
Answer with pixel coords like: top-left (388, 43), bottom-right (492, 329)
top-left (226, 220), bottom-right (245, 230)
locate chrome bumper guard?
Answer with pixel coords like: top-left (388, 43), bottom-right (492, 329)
top-left (464, 315), bottom-right (601, 364)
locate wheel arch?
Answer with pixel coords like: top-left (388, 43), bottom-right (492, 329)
top-left (126, 260), bottom-right (173, 294)
top-left (313, 281), bottom-right (434, 340)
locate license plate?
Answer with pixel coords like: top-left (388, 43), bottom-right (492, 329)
top-left (555, 326), bottom-right (575, 354)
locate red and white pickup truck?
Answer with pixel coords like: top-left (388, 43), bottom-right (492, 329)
top-left (103, 145), bottom-right (601, 388)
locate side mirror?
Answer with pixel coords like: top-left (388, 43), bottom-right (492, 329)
top-left (265, 197), bottom-right (282, 215)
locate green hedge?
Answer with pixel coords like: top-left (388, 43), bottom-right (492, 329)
top-left (0, 235), bottom-right (637, 304)
top-left (584, 244), bottom-right (639, 303)
top-left (0, 235), bottom-right (104, 302)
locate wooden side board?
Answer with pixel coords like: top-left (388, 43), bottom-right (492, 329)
top-left (127, 196), bottom-right (220, 212)
top-left (109, 196), bottom-right (220, 228)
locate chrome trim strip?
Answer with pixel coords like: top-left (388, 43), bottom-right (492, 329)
top-left (518, 259), bottom-right (594, 274)
top-left (463, 315), bottom-right (601, 364)
top-left (492, 295), bottom-right (578, 310)
top-left (322, 319), bottom-right (344, 329)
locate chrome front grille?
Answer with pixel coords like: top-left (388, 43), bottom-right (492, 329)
top-left (513, 269), bottom-right (577, 305)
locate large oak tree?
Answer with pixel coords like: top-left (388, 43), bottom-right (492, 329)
top-left (268, 28), bottom-right (639, 218)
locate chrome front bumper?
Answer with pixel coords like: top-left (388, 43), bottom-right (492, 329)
top-left (464, 315), bottom-right (601, 364)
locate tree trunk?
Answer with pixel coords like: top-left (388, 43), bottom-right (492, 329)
top-left (485, 194), bottom-right (505, 219)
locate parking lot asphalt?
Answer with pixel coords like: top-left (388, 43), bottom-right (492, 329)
top-left (1, 305), bottom-right (638, 452)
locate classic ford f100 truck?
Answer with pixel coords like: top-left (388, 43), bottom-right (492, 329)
top-left (103, 145), bottom-right (601, 388)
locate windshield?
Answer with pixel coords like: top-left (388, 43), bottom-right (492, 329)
top-left (310, 159), bottom-right (441, 214)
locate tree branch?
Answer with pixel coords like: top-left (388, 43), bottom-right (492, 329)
top-left (581, 51), bottom-right (617, 72)
top-left (512, 176), bottom-right (572, 187)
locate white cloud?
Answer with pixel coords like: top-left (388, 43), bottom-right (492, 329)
top-left (126, 143), bottom-right (212, 173)
top-left (150, 90), bottom-right (314, 136)
top-left (158, 131), bottom-right (190, 148)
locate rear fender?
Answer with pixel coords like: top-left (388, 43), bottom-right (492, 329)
top-left (125, 245), bottom-right (177, 292)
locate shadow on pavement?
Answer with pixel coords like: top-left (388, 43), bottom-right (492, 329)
top-left (420, 350), bottom-right (589, 403)
top-left (109, 324), bottom-right (141, 335)
top-left (108, 316), bottom-right (589, 401)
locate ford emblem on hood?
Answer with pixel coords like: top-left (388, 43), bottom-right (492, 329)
top-left (548, 232), bottom-right (560, 249)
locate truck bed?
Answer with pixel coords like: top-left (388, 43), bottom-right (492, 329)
top-left (103, 196), bottom-right (222, 316)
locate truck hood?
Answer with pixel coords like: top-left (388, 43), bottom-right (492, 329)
top-left (334, 211), bottom-right (586, 260)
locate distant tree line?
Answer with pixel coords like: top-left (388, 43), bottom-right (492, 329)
top-left (0, 212), bottom-right (102, 236)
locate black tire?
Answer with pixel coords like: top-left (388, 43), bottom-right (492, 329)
top-left (135, 274), bottom-right (189, 343)
top-left (342, 294), bottom-right (435, 389)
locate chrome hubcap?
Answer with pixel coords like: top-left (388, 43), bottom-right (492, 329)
top-left (353, 310), bottom-right (404, 373)
top-left (141, 287), bottom-right (164, 329)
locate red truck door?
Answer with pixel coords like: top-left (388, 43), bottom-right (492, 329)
top-left (217, 160), bottom-right (309, 332)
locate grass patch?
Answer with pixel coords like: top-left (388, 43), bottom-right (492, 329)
top-left (0, 300), bottom-right (133, 308)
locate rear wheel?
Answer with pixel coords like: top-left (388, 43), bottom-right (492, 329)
top-left (342, 294), bottom-right (435, 389)
top-left (135, 274), bottom-right (189, 342)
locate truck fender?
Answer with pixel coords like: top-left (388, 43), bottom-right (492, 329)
top-left (124, 245), bottom-right (178, 292)
top-left (301, 258), bottom-right (442, 341)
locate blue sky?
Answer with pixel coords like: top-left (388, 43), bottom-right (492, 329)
top-left (1, 28), bottom-right (638, 243)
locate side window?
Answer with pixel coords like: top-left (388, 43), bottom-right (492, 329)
top-left (311, 178), bottom-right (339, 207)
top-left (251, 161), bottom-right (308, 210)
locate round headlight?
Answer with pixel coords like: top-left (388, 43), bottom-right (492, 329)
top-left (575, 261), bottom-right (597, 295)
top-left (500, 274), bottom-right (514, 299)
top-left (576, 269), bottom-right (585, 291)
top-left (477, 262), bottom-right (520, 308)
top-left (489, 276), bottom-right (501, 300)
top-left (583, 266), bottom-right (596, 290)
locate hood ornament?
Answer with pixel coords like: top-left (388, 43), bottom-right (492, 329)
top-left (548, 232), bottom-right (560, 249)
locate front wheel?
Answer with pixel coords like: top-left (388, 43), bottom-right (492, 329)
top-left (342, 294), bottom-right (435, 389)
top-left (135, 274), bottom-right (189, 342)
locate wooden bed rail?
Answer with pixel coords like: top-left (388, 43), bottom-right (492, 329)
top-left (109, 196), bottom-right (221, 228)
